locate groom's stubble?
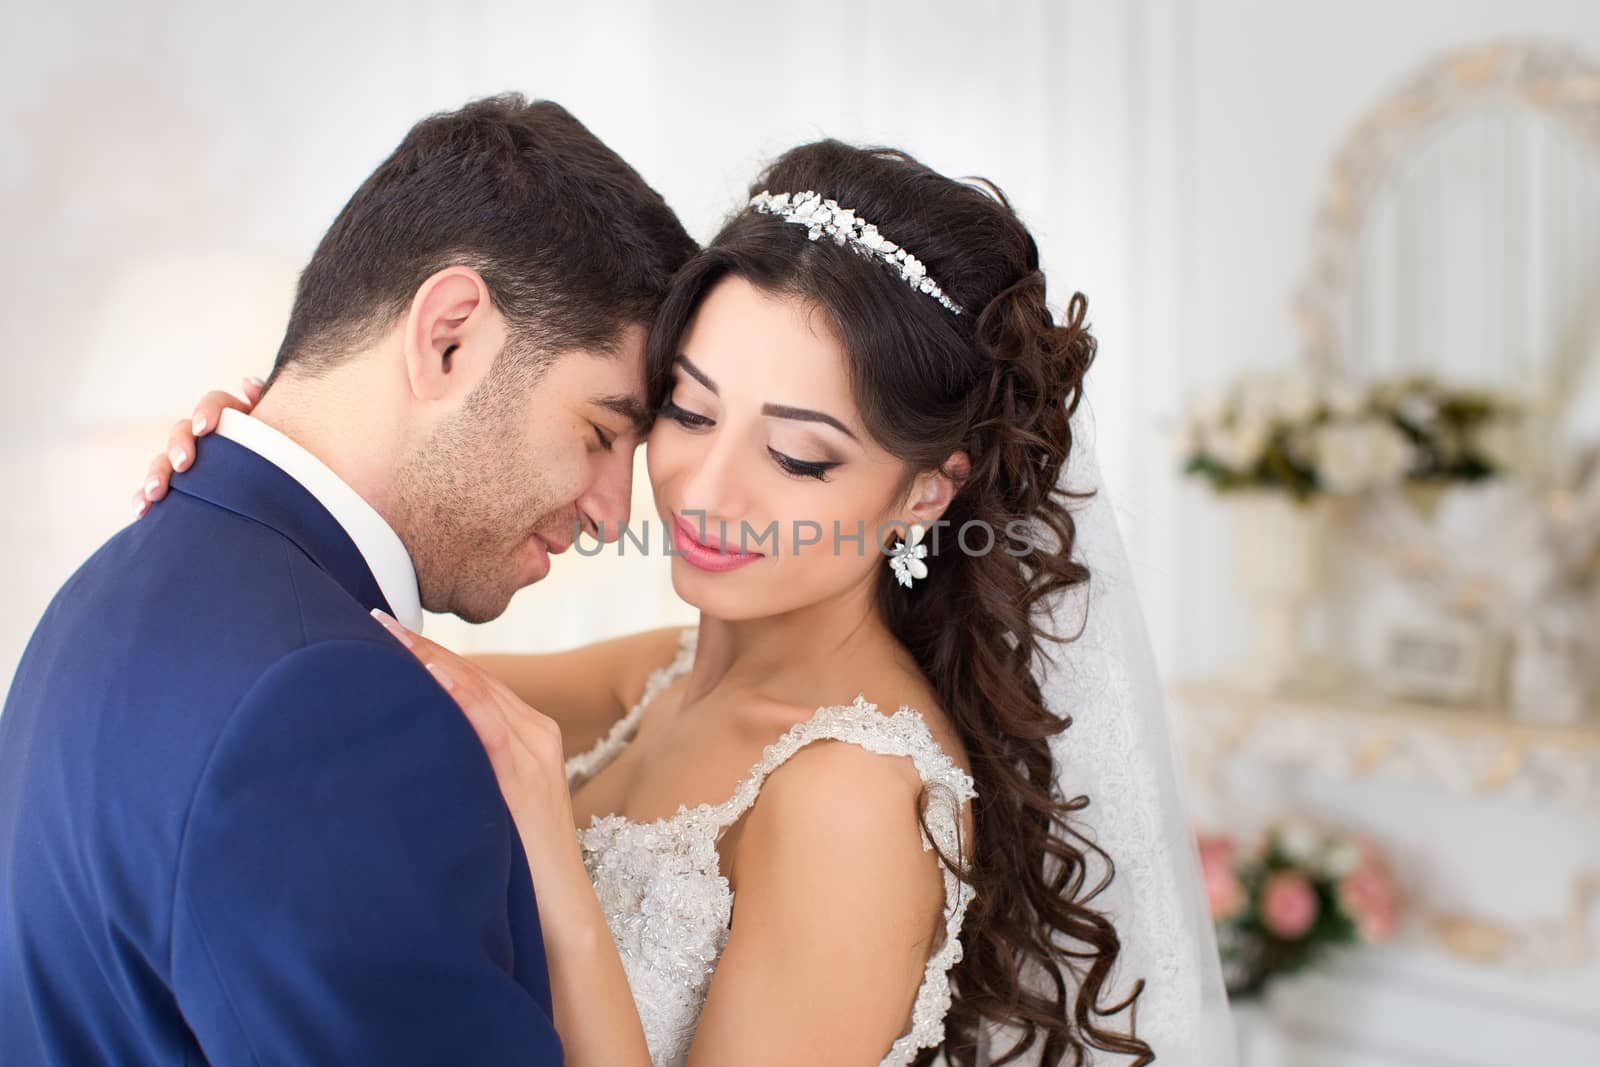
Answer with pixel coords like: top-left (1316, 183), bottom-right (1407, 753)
top-left (390, 341), bottom-right (573, 624)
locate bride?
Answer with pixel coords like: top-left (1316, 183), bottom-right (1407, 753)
top-left (143, 140), bottom-right (1225, 1065)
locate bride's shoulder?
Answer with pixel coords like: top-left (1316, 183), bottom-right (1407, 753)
top-left (724, 695), bottom-right (951, 915)
top-left (745, 676), bottom-right (969, 793)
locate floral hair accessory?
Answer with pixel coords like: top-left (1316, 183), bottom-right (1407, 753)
top-left (749, 190), bottom-right (965, 315)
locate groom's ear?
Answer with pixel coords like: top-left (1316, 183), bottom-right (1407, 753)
top-left (401, 266), bottom-right (506, 403)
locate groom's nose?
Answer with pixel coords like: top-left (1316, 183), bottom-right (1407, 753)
top-left (575, 448), bottom-right (635, 543)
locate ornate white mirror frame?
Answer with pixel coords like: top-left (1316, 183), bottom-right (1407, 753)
top-left (1294, 41), bottom-right (1600, 392)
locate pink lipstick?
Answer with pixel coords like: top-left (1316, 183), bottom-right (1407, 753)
top-left (671, 513), bottom-right (765, 573)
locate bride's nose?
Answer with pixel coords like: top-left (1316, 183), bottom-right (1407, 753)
top-left (678, 432), bottom-right (750, 522)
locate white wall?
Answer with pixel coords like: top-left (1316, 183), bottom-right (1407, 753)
top-left (5, 0), bottom-right (1600, 687)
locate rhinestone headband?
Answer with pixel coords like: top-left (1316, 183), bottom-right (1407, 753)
top-left (748, 190), bottom-right (965, 315)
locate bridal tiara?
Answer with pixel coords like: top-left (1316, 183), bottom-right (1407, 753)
top-left (748, 190), bottom-right (965, 315)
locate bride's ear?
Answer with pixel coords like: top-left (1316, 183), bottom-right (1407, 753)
top-left (904, 450), bottom-right (970, 526)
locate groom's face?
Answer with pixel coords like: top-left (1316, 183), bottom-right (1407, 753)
top-left (397, 324), bottom-right (651, 623)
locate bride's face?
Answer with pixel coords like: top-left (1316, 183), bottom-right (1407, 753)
top-left (646, 275), bottom-right (924, 620)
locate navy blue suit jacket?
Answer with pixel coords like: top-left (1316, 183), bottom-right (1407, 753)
top-left (0, 435), bottom-right (561, 1065)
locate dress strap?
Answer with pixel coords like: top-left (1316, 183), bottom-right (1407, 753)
top-left (564, 626), bottom-right (697, 787)
top-left (711, 695), bottom-right (976, 841)
top-left (708, 696), bottom-right (978, 1067)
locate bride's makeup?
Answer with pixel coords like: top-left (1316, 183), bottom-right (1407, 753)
top-left (670, 511), bottom-right (765, 572)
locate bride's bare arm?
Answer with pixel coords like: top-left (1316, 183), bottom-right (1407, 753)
top-left (466, 626), bottom-right (685, 757)
top-left (686, 743), bottom-right (947, 1065)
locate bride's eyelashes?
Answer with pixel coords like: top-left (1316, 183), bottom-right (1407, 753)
top-left (657, 398), bottom-right (713, 430)
top-left (657, 399), bottom-right (840, 482)
top-left (768, 448), bottom-right (838, 482)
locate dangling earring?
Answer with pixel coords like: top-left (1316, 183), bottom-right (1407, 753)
top-left (888, 523), bottom-right (929, 588)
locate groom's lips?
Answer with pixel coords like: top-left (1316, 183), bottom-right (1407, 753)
top-left (533, 532), bottom-right (569, 555)
top-left (522, 533), bottom-right (553, 584)
top-left (671, 513), bottom-right (764, 573)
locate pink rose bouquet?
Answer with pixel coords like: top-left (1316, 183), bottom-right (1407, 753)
top-left (1200, 823), bottom-right (1400, 996)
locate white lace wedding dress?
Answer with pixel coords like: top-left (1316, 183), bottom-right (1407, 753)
top-left (563, 626), bottom-right (977, 1067)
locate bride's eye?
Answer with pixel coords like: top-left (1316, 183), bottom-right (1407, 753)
top-left (769, 447), bottom-right (839, 482)
top-left (657, 399), bottom-right (714, 430)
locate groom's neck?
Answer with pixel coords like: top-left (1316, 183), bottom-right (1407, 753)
top-left (248, 363), bottom-right (405, 520)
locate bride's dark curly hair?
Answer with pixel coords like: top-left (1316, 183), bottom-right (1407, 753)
top-left (643, 140), bottom-right (1151, 1066)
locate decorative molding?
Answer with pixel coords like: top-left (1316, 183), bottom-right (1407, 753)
top-left (1173, 681), bottom-right (1600, 818)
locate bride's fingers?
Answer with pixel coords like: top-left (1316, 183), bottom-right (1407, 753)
top-left (191, 386), bottom-right (254, 438)
top-left (165, 419), bottom-right (196, 473)
top-left (434, 662), bottom-right (514, 757)
top-left (134, 379), bottom-right (266, 518)
top-left (135, 436), bottom-right (179, 513)
top-left (370, 611), bottom-right (482, 695)
top-left (370, 608), bottom-right (423, 653)
top-left (142, 453), bottom-right (175, 503)
top-left (419, 658), bottom-right (535, 790)
top-left (367, 609), bottom-right (561, 768)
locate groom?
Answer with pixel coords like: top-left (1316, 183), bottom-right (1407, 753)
top-left (0, 95), bottom-right (695, 1065)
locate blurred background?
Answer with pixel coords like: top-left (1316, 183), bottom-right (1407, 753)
top-left (3, 1), bottom-right (1599, 1063)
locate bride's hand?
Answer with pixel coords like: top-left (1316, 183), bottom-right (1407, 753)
top-left (132, 377), bottom-right (265, 519)
top-left (369, 609), bottom-right (576, 864)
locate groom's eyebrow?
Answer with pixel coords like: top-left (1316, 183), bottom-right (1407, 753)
top-left (595, 394), bottom-right (653, 435)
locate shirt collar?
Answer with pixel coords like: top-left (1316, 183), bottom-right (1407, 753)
top-left (215, 408), bottom-right (424, 632)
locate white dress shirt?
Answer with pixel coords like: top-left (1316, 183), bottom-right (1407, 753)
top-left (215, 408), bottom-right (424, 632)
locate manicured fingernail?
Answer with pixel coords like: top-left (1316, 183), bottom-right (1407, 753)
top-left (370, 608), bottom-right (413, 647)
top-left (425, 662), bottom-right (454, 691)
top-left (192, 414), bottom-right (207, 434)
top-left (143, 478), bottom-right (160, 499)
top-left (133, 496), bottom-right (148, 519)
top-left (170, 447), bottom-right (187, 469)
top-left (245, 376), bottom-right (265, 391)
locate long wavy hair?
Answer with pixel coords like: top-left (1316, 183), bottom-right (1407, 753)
top-left (645, 141), bottom-right (1151, 1066)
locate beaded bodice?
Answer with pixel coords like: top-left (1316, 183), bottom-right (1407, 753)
top-left (563, 627), bottom-right (977, 1066)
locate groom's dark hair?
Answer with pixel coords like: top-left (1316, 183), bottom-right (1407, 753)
top-left (269, 94), bottom-right (696, 380)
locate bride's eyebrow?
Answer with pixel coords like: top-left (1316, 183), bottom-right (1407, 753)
top-left (761, 403), bottom-right (857, 442)
top-left (674, 354), bottom-right (717, 392)
top-left (676, 354), bottom-right (857, 441)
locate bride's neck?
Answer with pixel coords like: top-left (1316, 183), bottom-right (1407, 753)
top-left (686, 584), bottom-right (896, 703)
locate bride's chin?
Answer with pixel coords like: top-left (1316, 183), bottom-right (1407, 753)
top-left (668, 564), bottom-right (763, 618)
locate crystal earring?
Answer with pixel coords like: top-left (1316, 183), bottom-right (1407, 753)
top-left (888, 523), bottom-right (929, 588)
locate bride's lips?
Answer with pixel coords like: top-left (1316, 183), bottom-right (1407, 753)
top-left (671, 513), bottom-right (764, 573)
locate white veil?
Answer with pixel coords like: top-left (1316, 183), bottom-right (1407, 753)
top-left (976, 409), bottom-right (1236, 1066)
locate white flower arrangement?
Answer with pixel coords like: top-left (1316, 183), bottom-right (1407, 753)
top-left (1180, 373), bottom-right (1522, 501)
